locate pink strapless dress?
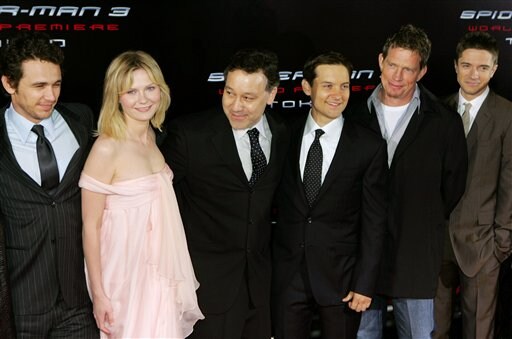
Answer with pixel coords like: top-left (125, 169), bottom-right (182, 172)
top-left (79, 165), bottom-right (203, 338)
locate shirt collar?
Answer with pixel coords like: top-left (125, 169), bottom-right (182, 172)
top-left (6, 103), bottom-right (58, 143)
top-left (232, 114), bottom-right (269, 140)
top-left (458, 86), bottom-right (489, 111)
top-left (303, 110), bottom-right (344, 137)
top-left (368, 83), bottom-right (421, 113)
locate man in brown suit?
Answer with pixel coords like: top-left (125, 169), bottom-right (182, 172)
top-left (434, 31), bottom-right (512, 339)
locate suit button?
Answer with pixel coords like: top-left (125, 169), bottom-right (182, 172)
top-left (51, 201), bottom-right (56, 207)
top-left (300, 242), bottom-right (305, 248)
top-left (307, 217), bottom-right (312, 224)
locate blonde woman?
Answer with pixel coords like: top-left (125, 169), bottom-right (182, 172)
top-left (80, 51), bottom-right (203, 338)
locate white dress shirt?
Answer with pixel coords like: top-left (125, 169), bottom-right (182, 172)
top-left (232, 114), bottom-right (272, 181)
top-left (5, 104), bottom-right (80, 185)
top-left (299, 112), bottom-right (344, 183)
top-left (458, 86), bottom-right (489, 131)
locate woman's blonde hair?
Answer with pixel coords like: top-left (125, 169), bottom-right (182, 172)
top-left (97, 50), bottom-right (171, 138)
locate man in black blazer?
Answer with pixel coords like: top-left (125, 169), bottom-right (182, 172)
top-left (0, 32), bottom-right (97, 337)
top-left (162, 49), bottom-right (288, 339)
top-left (271, 52), bottom-right (388, 339)
top-left (347, 25), bottom-right (468, 338)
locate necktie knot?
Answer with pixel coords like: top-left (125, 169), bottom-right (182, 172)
top-left (31, 124), bottom-right (45, 138)
top-left (32, 124), bottom-right (59, 192)
top-left (248, 127), bottom-right (259, 141)
top-left (248, 128), bottom-right (267, 187)
top-left (314, 128), bottom-right (325, 140)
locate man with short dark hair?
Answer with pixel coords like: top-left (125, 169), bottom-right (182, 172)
top-left (0, 31), bottom-right (97, 337)
top-left (349, 24), bottom-right (468, 338)
top-left (272, 51), bottom-right (388, 339)
top-left (433, 31), bottom-right (512, 339)
top-left (162, 49), bottom-right (289, 339)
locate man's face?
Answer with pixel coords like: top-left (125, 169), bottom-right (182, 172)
top-left (378, 47), bottom-right (427, 106)
top-left (455, 48), bottom-right (497, 101)
top-left (222, 69), bottom-right (277, 130)
top-left (1, 59), bottom-right (61, 123)
top-left (302, 64), bottom-right (350, 127)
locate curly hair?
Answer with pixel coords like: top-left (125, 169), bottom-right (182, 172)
top-left (0, 31), bottom-right (63, 90)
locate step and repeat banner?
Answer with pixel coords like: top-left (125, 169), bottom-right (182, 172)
top-left (0, 1), bottom-right (511, 119)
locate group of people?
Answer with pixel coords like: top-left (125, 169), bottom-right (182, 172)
top-left (0, 23), bottom-right (509, 339)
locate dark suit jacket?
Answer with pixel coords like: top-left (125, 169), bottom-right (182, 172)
top-left (0, 103), bottom-right (94, 315)
top-left (272, 115), bottom-right (388, 306)
top-left (345, 84), bottom-right (468, 298)
top-left (161, 108), bottom-right (288, 314)
top-left (0, 221), bottom-right (15, 338)
top-left (445, 90), bottom-right (512, 276)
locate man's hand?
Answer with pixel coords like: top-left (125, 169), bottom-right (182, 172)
top-left (342, 291), bottom-right (372, 312)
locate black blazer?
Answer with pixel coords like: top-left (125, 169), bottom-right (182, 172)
top-left (272, 115), bottom-right (388, 306)
top-left (345, 84), bottom-right (468, 298)
top-left (162, 108), bottom-right (289, 314)
top-left (0, 103), bottom-right (94, 315)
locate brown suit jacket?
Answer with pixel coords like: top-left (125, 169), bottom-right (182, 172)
top-left (445, 90), bottom-right (512, 277)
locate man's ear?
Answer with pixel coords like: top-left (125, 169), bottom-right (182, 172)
top-left (302, 79), bottom-right (312, 96)
top-left (266, 86), bottom-right (278, 105)
top-left (1, 75), bottom-right (15, 95)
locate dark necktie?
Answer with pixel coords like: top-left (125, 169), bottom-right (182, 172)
top-left (248, 128), bottom-right (267, 187)
top-left (32, 125), bottom-right (59, 191)
top-left (303, 129), bottom-right (325, 206)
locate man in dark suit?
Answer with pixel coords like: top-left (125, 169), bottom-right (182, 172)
top-left (271, 52), bottom-right (388, 339)
top-left (161, 49), bottom-right (288, 339)
top-left (433, 31), bottom-right (512, 339)
top-left (0, 31), bottom-right (97, 337)
top-left (347, 25), bottom-right (468, 339)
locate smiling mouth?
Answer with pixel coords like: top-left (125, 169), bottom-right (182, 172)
top-left (136, 106), bottom-right (152, 111)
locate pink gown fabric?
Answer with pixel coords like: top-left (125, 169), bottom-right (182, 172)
top-left (79, 165), bottom-right (203, 338)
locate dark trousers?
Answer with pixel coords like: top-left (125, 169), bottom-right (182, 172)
top-left (15, 298), bottom-right (98, 338)
top-left (273, 264), bottom-right (361, 339)
top-left (187, 279), bottom-right (271, 339)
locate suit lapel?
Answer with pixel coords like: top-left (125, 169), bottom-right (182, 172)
top-left (0, 107), bottom-right (49, 194)
top-left (264, 111), bottom-right (286, 180)
top-left (391, 108), bottom-right (424, 168)
top-left (448, 92), bottom-right (492, 168)
top-left (210, 113), bottom-right (248, 186)
top-left (466, 92), bottom-right (493, 151)
top-left (55, 104), bottom-right (89, 192)
top-left (291, 118), bottom-right (308, 205)
top-left (315, 120), bottom-right (355, 203)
